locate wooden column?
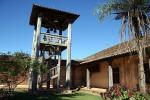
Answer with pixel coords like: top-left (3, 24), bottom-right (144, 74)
top-left (57, 52), bottom-right (61, 90)
top-left (47, 58), bottom-right (50, 89)
top-left (31, 16), bottom-right (42, 91)
top-left (66, 23), bottom-right (72, 90)
top-left (31, 27), bottom-right (37, 59)
top-left (28, 26), bottom-right (36, 90)
top-left (38, 50), bottom-right (44, 89)
top-left (86, 68), bottom-right (90, 89)
top-left (149, 59), bottom-right (150, 69)
top-left (34, 16), bottom-right (42, 58)
top-left (108, 65), bottom-right (113, 90)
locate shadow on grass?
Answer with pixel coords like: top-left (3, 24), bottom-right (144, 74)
top-left (8, 91), bottom-right (101, 100)
top-left (56, 92), bottom-right (88, 100)
top-left (8, 92), bottom-right (57, 100)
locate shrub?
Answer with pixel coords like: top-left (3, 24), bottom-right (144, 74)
top-left (105, 84), bottom-right (147, 100)
top-left (0, 52), bottom-right (31, 98)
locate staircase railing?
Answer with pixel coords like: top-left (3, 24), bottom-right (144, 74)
top-left (48, 66), bottom-right (58, 78)
top-left (42, 66), bottom-right (58, 83)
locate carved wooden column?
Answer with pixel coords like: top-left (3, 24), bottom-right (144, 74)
top-left (66, 23), bottom-right (72, 90)
top-left (31, 16), bottom-right (42, 91)
top-left (86, 68), bottom-right (90, 89)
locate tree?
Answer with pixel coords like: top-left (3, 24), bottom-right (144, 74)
top-left (96, 0), bottom-right (150, 93)
top-left (0, 52), bottom-right (30, 92)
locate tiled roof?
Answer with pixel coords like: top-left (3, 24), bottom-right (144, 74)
top-left (81, 37), bottom-right (150, 64)
top-left (29, 4), bottom-right (79, 30)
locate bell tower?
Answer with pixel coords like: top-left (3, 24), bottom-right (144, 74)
top-left (29, 4), bottom-right (79, 91)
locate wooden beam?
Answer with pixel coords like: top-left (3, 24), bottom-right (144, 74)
top-left (66, 23), bottom-right (72, 90)
top-left (31, 16), bottom-right (42, 91)
top-left (108, 65), bottom-right (113, 90)
top-left (86, 68), bottom-right (90, 89)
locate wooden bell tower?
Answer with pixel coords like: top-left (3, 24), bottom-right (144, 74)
top-left (29, 4), bottom-right (79, 91)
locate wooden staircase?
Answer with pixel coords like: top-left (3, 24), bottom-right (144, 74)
top-left (42, 66), bottom-right (58, 83)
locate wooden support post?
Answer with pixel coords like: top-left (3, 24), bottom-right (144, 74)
top-left (28, 26), bottom-right (36, 90)
top-left (34, 16), bottom-right (42, 58)
top-left (66, 23), bottom-right (72, 90)
top-left (31, 16), bottom-right (42, 91)
top-left (47, 60), bottom-right (50, 89)
top-left (149, 59), bottom-right (150, 69)
top-left (57, 52), bottom-right (61, 91)
top-left (38, 50), bottom-right (44, 89)
top-left (31, 27), bottom-right (37, 59)
top-left (86, 68), bottom-right (90, 89)
top-left (108, 65), bottom-right (113, 90)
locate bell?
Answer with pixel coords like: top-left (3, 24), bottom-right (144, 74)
top-left (59, 29), bottom-right (62, 35)
top-left (50, 28), bottom-right (53, 31)
top-left (47, 29), bottom-right (50, 33)
top-left (43, 34), bottom-right (47, 41)
top-left (54, 28), bottom-right (57, 33)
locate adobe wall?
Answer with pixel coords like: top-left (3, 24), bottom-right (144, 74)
top-left (112, 55), bottom-right (139, 89)
top-left (82, 54), bottom-right (139, 89)
top-left (90, 61), bottom-right (109, 88)
top-left (72, 65), bottom-right (86, 87)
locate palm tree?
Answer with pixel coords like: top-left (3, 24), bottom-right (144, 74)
top-left (96, 0), bottom-right (150, 93)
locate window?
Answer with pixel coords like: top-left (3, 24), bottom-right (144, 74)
top-left (113, 67), bottom-right (120, 84)
top-left (144, 63), bottom-right (150, 84)
top-left (89, 63), bottom-right (100, 72)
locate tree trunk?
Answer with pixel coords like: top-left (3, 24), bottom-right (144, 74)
top-left (138, 47), bottom-right (146, 93)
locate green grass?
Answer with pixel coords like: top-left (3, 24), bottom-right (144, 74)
top-left (8, 91), bottom-right (102, 100)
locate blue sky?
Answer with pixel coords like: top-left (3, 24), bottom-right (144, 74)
top-left (0, 0), bottom-right (121, 59)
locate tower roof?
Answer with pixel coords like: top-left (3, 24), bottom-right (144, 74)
top-left (29, 4), bottom-right (79, 30)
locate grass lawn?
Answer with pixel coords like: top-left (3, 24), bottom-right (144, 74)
top-left (8, 91), bottom-right (102, 100)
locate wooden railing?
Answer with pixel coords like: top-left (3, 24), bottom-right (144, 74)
top-left (41, 33), bottom-right (67, 46)
top-left (48, 66), bottom-right (58, 78)
top-left (42, 66), bottom-right (58, 83)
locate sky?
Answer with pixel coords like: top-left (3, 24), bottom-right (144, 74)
top-left (0, 0), bottom-right (122, 59)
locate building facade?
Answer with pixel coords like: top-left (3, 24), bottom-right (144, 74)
top-left (73, 39), bottom-right (150, 92)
